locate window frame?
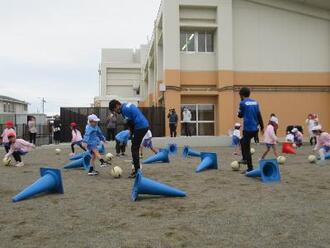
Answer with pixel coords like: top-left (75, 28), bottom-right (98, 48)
top-left (180, 31), bottom-right (214, 54)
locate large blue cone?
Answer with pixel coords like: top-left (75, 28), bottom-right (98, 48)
top-left (143, 148), bottom-right (170, 164)
top-left (168, 143), bottom-right (178, 155)
top-left (12, 167), bottom-right (64, 202)
top-left (246, 159), bottom-right (281, 183)
top-left (131, 170), bottom-right (186, 201)
top-left (182, 146), bottom-right (201, 159)
top-left (70, 151), bottom-right (90, 160)
top-left (195, 152), bottom-right (218, 173)
top-left (64, 153), bottom-right (91, 170)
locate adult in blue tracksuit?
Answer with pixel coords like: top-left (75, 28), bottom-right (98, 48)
top-left (238, 87), bottom-right (264, 172)
top-left (109, 100), bottom-right (149, 178)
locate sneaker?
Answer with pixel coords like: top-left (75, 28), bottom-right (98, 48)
top-left (15, 162), bottom-right (24, 167)
top-left (128, 170), bottom-right (137, 178)
top-left (100, 160), bottom-right (111, 167)
top-left (88, 170), bottom-right (99, 176)
top-left (139, 154), bottom-right (143, 158)
top-left (121, 153), bottom-right (126, 156)
top-left (241, 168), bottom-right (253, 174)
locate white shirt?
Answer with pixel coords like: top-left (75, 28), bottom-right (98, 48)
top-left (182, 110), bottom-right (192, 123)
top-left (142, 130), bottom-right (152, 141)
top-left (286, 133), bottom-right (294, 143)
top-left (233, 129), bottom-right (241, 139)
top-left (306, 119), bottom-right (317, 131)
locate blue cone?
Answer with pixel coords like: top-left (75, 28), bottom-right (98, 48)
top-left (70, 151), bottom-right (91, 160)
top-left (168, 143), bottom-right (178, 155)
top-left (143, 148), bottom-right (170, 164)
top-left (195, 152), bottom-right (218, 173)
top-left (97, 144), bottom-right (105, 155)
top-left (246, 159), bottom-right (281, 183)
top-left (325, 152), bottom-right (330, 160)
top-left (182, 146), bottom-right (201, 159)
top-left (12, 167), bottom-right (64, 202)
top-left (64, 153), bottom-right (91, 171)
top-left (131, 170), bottom-right (186, 201)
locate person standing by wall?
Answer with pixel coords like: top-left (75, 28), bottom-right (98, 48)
top-left (167, 108), bottom-right (178, 137)
top-left (106, 112), bottom-right (117, 141)
top-left (182, 107), bottom-right (192, 137)
top-left (28, 116), bottom-right (37, 145)
top-left (53, 115), bottom-right (62, 144)
top-left (238, 87), bottom-right (264, 173)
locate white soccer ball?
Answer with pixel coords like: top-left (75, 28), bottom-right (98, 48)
top-left (2, 157), bottom-right (12, 166)
top-left (110, 166), bottom-right (123, 178)
top-left (250, 148), bottom-right (255, 155)
top-left (105, 153), bottom-right (114, 161)
top-left (308, 155), bottom-right (316, 163)
top-left (55, 148), bottom-right (61, 155)
top-left (277, 156), bottom-right (286, 164)
top-left (230, 161), bottom-right (240, 171)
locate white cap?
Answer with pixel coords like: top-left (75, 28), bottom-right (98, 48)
top-left (270, 116), bottom-right (278, 124)
top-left (291, 128), bottom-right (298, 133)
top-left (88, 114), bottom-right (100, 122)
top-left (312, 125), bottom-right (322, 131)
top-left (234, 123), bottom-right (241, 127)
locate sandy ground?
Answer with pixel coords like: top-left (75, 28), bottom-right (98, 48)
top-left (1, 143), bottom-right (330, 248)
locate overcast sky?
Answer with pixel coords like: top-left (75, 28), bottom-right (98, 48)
top-left (0, 0), bottom-right (161, 115)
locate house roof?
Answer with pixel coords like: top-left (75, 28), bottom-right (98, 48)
top-left (0, 95), bottom-right (28, 105)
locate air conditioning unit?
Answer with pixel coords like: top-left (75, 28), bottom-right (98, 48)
top-left (159, 83), bottom-right (166, 92)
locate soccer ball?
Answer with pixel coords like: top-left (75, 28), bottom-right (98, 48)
top-left (55, 148), bottom-right (61, 155)
top-left (105, 153), bottom-right (114, 161)
top-left (2, 157), bottom-right (12, 166)
top-left (110, 166), bottom-right (123, 178)
top-left (308, 155), bottom-right (316, 163)
top-left (230, 161), bottom-right (240, 171)
top-left (250, 148), bottom-right (255, 155)
top-left (277, 156), bottom-right (286, 164)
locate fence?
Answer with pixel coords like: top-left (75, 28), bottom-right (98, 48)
top-left (60, 107), bottom-right (165, 142)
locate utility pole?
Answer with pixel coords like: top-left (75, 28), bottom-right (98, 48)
top-left (41, 97), bottom-right (46, 114)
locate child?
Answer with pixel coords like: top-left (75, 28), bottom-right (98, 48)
top-left (285, 131), bottom-right (294, 143)
top-left (306, 113), bottom-right (318, 146)
top-left (70, 122), bottom-right (86, 156)
top-left (1, 120), bottom-right (16, 153)
top-left (261, 118), bottom-right (278, 159)
top-left (140, 129), bottom-right (158, 158)
top-left (312, 125), bottom-right (330, 163)
top-left (4, 132), bottom-right (35, 167)
top-left (270, 114), bottom-right (279, 134)
top-left (82, 114), bottom-right (109, 176)
top-left (292, 128), bottom-right (303, 147)
top-left (231, 123), bottom-right (241, 155)
top-left (115, 129), bottom-right (130, 156)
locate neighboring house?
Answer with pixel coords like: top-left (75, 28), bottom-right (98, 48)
top-left (94, 46), bottom-right (148, 107)
top-left (0, 95), bottom-right (28, 114)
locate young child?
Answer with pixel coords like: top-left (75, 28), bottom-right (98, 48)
top-left (82, 114), bottom-right (109, 176)
top-left (4, 132), bottom-right (35, 167)
top-left (70, 122), bottom-right (86, 156)
top-left (115, 129), bottom-right (130, 157)
top-left (285, 131), bottom-right (295, 143)
top-left (312, 125), bottom-right (330, 163)
top-left (231, 123), bottom-right (241, 155)
top-left (292, 128), bottom-right (303, 147)
top-left (270, 114), bottom-right (279, 134)
top-left (140, 129), bottom-right (158, 158)
top-left (306, 113), bottom-right (318, 146)
top-left (261, 117), bottom-right (278, 159)
top-left (1, 120), bottom-right (16, 153)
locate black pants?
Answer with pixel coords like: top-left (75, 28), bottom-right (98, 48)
top-left (183, 122), bottom-right (191, 136)
top-left (241, 131), bottom-right (258, 170)
top-left (116, 141), bottom-right (126, 154)
top-left (4, 144), bottom-right (10, 153)
top-left (131, 127), bottom-right (148, 170)
top-left (254, 131), bottom-right (259, 143)
top-left (169, 124), bottom-right (177, 137)
top-left (71, 143), bottom-right (86, 153)
top-left (12, 152), bottom-right (22, 162)
top-left (310, 137), bottom-right (317, 146)
top-left (29, 132), bottom-right (36, 145)
top-left (107, 128), bottom-right (116, 141)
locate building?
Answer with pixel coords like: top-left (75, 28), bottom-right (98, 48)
top-left (94, 46), bottom-right (148, 107)
top-left (139, 0), bottom-right (329, 136)
top-left (0, 95), bottom-right (28, 114)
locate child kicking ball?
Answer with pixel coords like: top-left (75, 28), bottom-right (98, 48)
top-left (140, 130), bottom-right (158, 158)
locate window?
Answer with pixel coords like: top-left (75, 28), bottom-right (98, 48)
top-left (181, 104), bottom-right (215, 136)
top-left (3, 102), bottom-right (15, 113)
top-left (180, 31), bottom-right (214, 52)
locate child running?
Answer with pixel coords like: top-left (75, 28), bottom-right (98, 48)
top-left (82, 114), bottom-right (109, 176)
top-left (70, 122), bottom-right (86, 156)
top-left (261, 116), bottom-right (278, 159)
top-left (115, 129), bottom-right (130, 157)
top-left (1, 120), bottom-right (16, 153)
top-left (140, 129), bottom-right (158, 158)
top-left (312, 125), bottom-right (330, 164)
top-left (231, 123), bottom-right (241, 155)
top-left (3, 132), bottom-right (35, 167)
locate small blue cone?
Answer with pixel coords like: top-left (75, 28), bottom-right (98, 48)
top-left (195, 152), bottom-right (218, 173)
top-left (97, 144), bottom-right (105, 155)
top-left (182, 146), bottom-right (201, 159)
top-left (143, 148), bottom-right (170, 164)
top-left (246, 159), bottom-right (281, 183)
top-left (168, 143), bottom-right (178, 155)
top-left (131, 170), bottom-right (186, 201)
top-left (64, 153), bottom-right (91, 170)
top-left (12, 167), bottom-right (64, 202)
top-left (325, 152), bottom-right (330, 160)
top-left (70, 151), bottom-right (90, 161)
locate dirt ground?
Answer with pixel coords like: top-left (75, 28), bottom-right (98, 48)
top-left (1, 143), bottom-right (330, 248)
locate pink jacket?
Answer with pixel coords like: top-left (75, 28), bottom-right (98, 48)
top-left (263, 124), bottom-right (277, 144)
top-left (315, 132), bottom-right (330, 150)
top-left (6, 139), bottom-right (35, 156)
top-left (71, 129), bottom-right (83, 143)
top-left (1, 128), bottom-right (16, 143)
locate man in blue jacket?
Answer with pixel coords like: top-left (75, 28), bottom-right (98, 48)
top-left (109, 100), bottom-right (149, 178)
top-left (238, 87), bottom-right (264, 173)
